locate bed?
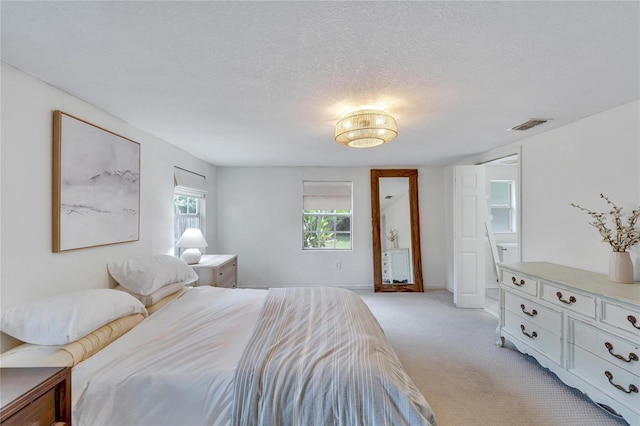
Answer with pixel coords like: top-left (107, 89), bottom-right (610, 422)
top-left (1, 256), bottom-right (437, 426)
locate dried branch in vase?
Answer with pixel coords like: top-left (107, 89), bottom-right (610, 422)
top-left (571, 194), bottom-right (640, 252)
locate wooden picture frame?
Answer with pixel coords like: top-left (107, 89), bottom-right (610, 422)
top-left (53, 111), bottom-right (140, 252)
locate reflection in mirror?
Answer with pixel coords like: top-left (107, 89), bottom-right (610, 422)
top-left (379, 178), bottom-right (413, 284)
top-left (371, 169), bottom-right (423, 292)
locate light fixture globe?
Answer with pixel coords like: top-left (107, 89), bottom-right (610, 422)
top-left (335, 106), bottom-right (398, 148)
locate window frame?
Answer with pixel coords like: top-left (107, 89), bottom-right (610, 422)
top-left (303, 209), bottom-right (352, 250)
top-left (174, 194), bottom-right (205, 248)
top-left (490, 180), bottom-right (516, 233)
top-left (173, 167), bottom-right (207, 255)
top-left (302, 181), bottom-right (353, 251)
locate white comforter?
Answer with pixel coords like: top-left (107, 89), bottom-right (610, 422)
top-left (73, 287), bottom-right (267, 425)
top-left (73, 286), bottom-right (437, 426)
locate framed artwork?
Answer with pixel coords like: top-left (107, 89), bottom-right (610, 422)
top-left (53, 111), bottom-right (140, 252)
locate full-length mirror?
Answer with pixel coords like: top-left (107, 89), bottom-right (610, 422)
top-left (371, 169), bottom-right (423, 292)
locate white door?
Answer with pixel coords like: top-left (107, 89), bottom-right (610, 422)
top-left (453, 165), bottom-right (486, 308)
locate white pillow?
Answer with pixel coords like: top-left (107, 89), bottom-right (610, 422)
top-left (0, 289), bottom-right (147, 345)
top-left (108, 254), bottom-right (198, 296)
top-left (115, 281), bottom-right (186, 307)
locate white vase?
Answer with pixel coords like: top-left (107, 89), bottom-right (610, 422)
top-left (609, 251), bottom-right (634, 284)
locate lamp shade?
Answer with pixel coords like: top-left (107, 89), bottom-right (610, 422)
top-left (335, 106), bottom-right (398, 148)
top-left (176, 228), bottom-right (208, 264)
top-left (176, 228), bottom-right (208, 248)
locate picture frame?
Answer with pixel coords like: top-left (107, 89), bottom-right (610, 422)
top-left (53, 111), bottom-right (140, 252)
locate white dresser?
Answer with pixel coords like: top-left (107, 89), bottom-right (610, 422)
top-left (382, 248), bottom-right (411, 284)
top-left (190, 254), bottom-right (237, 288)
top-left (498, 262), bottom-right (639, 424)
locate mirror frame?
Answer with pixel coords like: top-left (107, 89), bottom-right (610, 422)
top-left (371, 169), bottom-right (424, 292)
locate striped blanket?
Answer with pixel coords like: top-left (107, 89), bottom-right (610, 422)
top-left (232, 287), bottom-right (437, 426)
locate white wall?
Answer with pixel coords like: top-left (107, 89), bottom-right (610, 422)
top-left (0, 65), bottom-right (217, 350)
top-left (216, 166), bottom-right (446, 290)
top-left (445, 100), bottom-right (640, 291)
top-left (522, 101), bottom-right (639, 274)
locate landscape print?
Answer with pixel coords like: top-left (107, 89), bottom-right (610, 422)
top-left (54, 112), bottom-right (140, 252)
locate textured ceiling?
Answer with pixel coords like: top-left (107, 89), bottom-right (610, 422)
top-left (1, 1), bottom-right (638, 167)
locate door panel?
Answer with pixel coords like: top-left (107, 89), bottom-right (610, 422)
top-left (454, 166), bottom-right (486, 307)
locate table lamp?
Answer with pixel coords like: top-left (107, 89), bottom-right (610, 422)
top-left (176, 228), bottom-right (208, 264)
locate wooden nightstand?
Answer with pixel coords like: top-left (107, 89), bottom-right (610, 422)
top-left (0, 367), bottom-right (71, 426)
top-left (191, 254), bottom-right (238, 288)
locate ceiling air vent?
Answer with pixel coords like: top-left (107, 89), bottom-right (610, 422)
top-left (508, 119), bottom-right (550, 131)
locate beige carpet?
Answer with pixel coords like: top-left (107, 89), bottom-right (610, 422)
top-left (357, 289), bottom-right (629, 426)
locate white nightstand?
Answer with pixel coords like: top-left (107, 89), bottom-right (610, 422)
top-left (190, 254), bottom-right (237, 288)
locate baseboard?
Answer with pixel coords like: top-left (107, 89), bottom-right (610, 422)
top-left (239, 284), bottom-right (448, 292)
top-left (239, 283), bottom-right (374, 291)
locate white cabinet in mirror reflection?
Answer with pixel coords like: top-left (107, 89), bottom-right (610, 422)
top-left (382, 248), bottom-right (411, 284)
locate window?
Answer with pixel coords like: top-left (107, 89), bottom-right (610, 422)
top-left (302, 181), bottom-right (352, 250)
top-left (490, 180), bottom-right (515, 233)
top-left (174, 195), bottom-right (203, 242)
top-left (174, 167), bottom-right (207, 250)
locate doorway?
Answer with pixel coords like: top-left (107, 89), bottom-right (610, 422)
top-left (483, 154), bottom-right (520, 316)
top-left (452, 154), bottom-right (520, 311)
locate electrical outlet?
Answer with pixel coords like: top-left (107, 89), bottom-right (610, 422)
top-left (335, 261), bottom-right (342, 270)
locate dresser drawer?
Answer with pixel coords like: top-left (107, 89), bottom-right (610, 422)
top-left (501, 271), bottom-right (537, 296)
top-left (504, 291), bottom-right (561, 332)
top-left (571, 346), bottom-right (639, 414)
top-left (601, 301), bottom-right (640, 338)
top-left (540, 282), bottom-right (596, 319)
top-left (504, 310), bottom-right (561, 364)
top-left (572, 319), bottom-right (640, 377)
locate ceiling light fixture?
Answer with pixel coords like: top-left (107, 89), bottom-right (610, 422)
top-left (335, 105), bottom-right (398, 148)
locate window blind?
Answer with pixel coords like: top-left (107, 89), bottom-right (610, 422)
top-left (174, 167), bottom-right (207, 198)
top-left (303, 181), bottom-right (352, 210)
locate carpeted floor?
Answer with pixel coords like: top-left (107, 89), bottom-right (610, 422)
top-left (357, 289), bottom-right (629, 426)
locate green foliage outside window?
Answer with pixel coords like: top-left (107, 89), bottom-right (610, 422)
top-left (174, 195), bottom-right (202, 243)
top-left (174, 195), bottom-right (199, 214)
top-left (303, 210), bottom-right (351, 250)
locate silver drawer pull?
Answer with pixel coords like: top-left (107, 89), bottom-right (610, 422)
top-left (520, 324), bottom-right (537, 339)
top-left (604, 371), bottom-right (639, 394)
top-left (556, 291), bottom-right (576, 305)
top-left (628, 315), bottom-right (640, 330)
top-left (520, 304), bottom-right (537, 317)
top-left (511, 277), bottom-right (525, 286)
top-left (605, 342), bottom-right (639, 363)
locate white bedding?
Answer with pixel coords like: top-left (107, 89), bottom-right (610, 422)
top-left (73, 286), bottom-right (266, 425)
top-left (72, 286), bottom-right (437, 426)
